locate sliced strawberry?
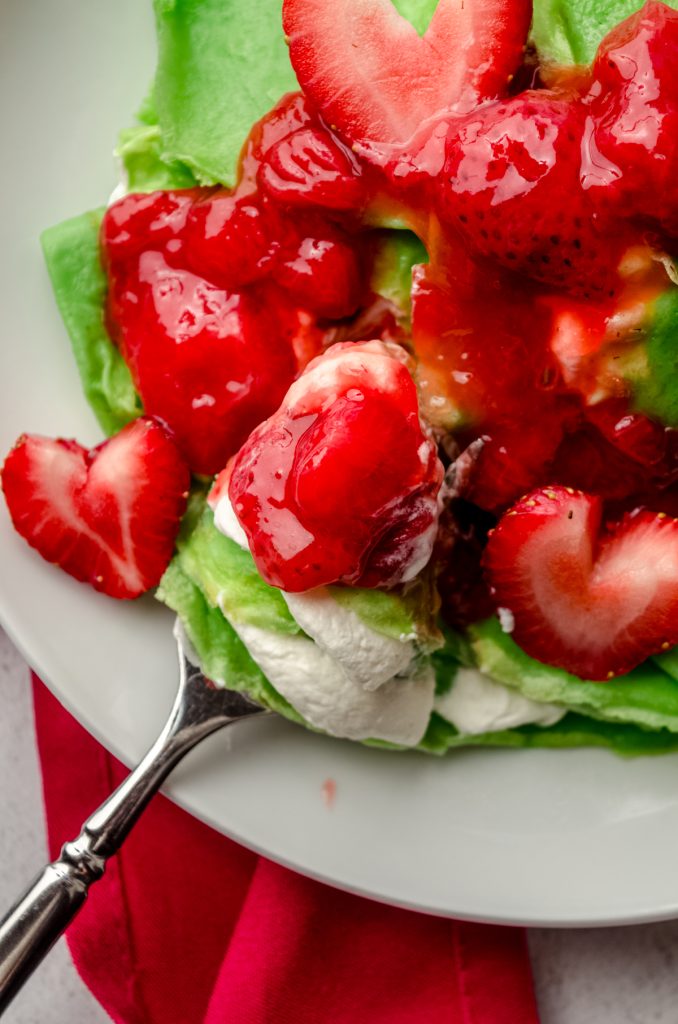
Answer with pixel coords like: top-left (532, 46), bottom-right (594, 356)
top-left (437, 91), bottom-right (634, 298)
top-left (229, 340), bottom-right (444, 592)
top-left (483, 485), bottom-right (678, 680)
top-left (282, 0), bottom-right (531, 152)
top-left (1, 418), bottom-right (189, 599)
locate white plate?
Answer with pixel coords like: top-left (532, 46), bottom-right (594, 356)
top-left (3, 0), bottom-right (678, 928)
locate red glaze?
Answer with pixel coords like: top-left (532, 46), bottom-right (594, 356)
top-left (101, 96), bottom-right (378, 476)
top-left (228, 341), bottom-right (444, 592)
top-left (437, 92), bottom-right (635, 298)
top-left (484, 486), bottom-right (678, 680)
top-left (588, 1), bottom-right (678, 235)
top-left (109, 252), bottom-right (298, 476)
top-left (180, 191), bottom-right (282, 289)
top-left (258, 124), bottom-right (366, 212)
top-left (549, 403), bottom-right (678, 505)
top-left (101, 190), bottom-right (196, 262)
top-left (276, 234), bottom-right (364, 319)
top-left (1, 419), bottom-right (189, 599)
top-left (65, 0), bottom-right (678, 653)
top-left (584, 401), bottom-right (668, 467)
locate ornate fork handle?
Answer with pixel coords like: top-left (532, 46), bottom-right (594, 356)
top-left (0, 633), bottom-right (266, 1015)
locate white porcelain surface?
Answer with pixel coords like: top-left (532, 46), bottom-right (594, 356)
top-left (2, 0), bottom-right (678, 927)
top-left (5, 627), bottom-right (678, 1023)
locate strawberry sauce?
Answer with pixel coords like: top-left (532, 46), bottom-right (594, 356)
top-left (99, 2), bottom-right (678, 642)
top-left (101, 95), bottom-right (376, 479)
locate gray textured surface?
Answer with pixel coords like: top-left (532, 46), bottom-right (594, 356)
top-left (1, 625), bottom-right (677, 1023)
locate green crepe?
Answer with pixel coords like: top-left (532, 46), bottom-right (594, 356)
top-left (470, 617), bottom-right (678, 734)
top-left (151, 0), bottom-right (442, 187)
top-left (158, 540), bottom-right (678, 755)
top-left (157, 560), bottom-right (305, 721)
top-left (370, 231), bottom-right (428, 323)
top-left (152, 0), bottom-right (299, 187)
top-left (631, 287), bottom-right (678, 427)
top-left (116, 124), bottom-right (197, 193)
top-left (420, 711), bottom-right (678, 756)
top-left (176, 505), bottom-right (301, 636)
top-left (532, 0), bottom-right (678, 65)
top-left (41, 210), bottom-right (141, 436)
top-left (173, 498), bottom-right (438, 647)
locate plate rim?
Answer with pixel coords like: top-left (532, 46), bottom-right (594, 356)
top-left (4, 0), bottom-right (678, 931)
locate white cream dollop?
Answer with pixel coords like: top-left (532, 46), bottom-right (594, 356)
top-left (213, 494), bottom-right (418, 692)
top-left (213, 493), bottom-right (250, 550)
top-left (230, 621), bottom-right (435, 745)
top-left (435, 667), bottom-right (566, 735)
top-left (282, 588), bottom-right (414, 691)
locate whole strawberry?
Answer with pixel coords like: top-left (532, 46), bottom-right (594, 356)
top-left (587, 1), bottom-right (678, 237)
top-left (436, 92), bottom-right (632, 298)
top-left (229, 341), bottom-right (444, 592)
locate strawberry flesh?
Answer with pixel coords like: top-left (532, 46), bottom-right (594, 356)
top-left (484, 486), bottom-right (678, 680)
top-left (1, 418), bottom-right (189, 599)
top-left (282, 0), bottom-right (532, 151)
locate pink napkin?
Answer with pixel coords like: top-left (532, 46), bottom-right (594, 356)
top-left (32, 676), bottom-right (539, 1024)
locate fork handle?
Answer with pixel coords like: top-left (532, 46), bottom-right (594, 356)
top-left (0, 836), bottom-right (105, 1013)
top-left (0, 712), bottom-right (227, 1014)
top-left (0, 631), bottom-right (265, 1015)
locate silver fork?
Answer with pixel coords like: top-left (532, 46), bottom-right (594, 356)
top-left (0, 625), bottom-right (268, 1015)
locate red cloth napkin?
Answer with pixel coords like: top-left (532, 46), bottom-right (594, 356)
top-left (32, 676), bottom-right (540, 1024)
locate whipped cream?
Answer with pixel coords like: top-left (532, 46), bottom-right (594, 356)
top-left (213, 493), bottom-right (250, 550)
top-left (213, 493), bottom-right (417, 689)
top-left (435, 667), bottom-right (566, 735)
top-left (282, 588), bottom-right (414, 690)
top-left (107, 179), bottom-right (128, 206)
top-left (230, 620), bottom-right (435, 745)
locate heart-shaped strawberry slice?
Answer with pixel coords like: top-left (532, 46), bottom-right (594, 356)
top-left (2, 418), bottom-right (190, 599)
top-left (282, 0), bottom-right (532, 151)
top-left (483, 486), bottom-right (678, 680)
